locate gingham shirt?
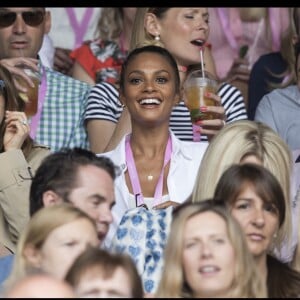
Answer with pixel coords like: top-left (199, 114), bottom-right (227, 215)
top-left (85, 82), bottom-right (248, 142)
top-left (34, 66), bottom-right (91, 152)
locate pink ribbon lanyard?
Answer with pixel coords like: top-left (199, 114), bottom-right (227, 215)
top-left (66, 8), bottom-right (94, 49)
top-left (268, 8), bottom-right (280, 51)
top-left (216, 8), bottom-right (239, 50)
top-left (125, 135), bottom-right (172, 207)
top-left (192, 124), bottom-right (201, 142)
top-left (217, 8), bottom-right (280, 53)
top-left (29, 66), bottom-right (47, 140)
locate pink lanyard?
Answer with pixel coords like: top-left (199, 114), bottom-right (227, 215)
top-left (216, 8), bottom-right (239, 50)
top-left (66, 8), bottom-right (94, 48)
top-left (268, 8), bottom-right (280, 51)
top-left (125, 135), bottom-right (172, 208)
top-left (29, 66), bottom-right (47, 140)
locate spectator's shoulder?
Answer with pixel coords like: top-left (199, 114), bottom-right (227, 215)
top-left (44, 67), bottom-right (92, 90)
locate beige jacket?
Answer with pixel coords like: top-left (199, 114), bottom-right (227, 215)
top-left (0, 145), bottom-right (50, 253)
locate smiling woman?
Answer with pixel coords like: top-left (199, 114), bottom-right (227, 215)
top-left (101, 44), bottom-right (207, 243)
top-left (84, 7), bottom-right (247, 154)
top-left (100, 44), bottom-right (208, 294)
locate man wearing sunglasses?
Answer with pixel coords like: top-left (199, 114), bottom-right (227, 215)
top-left (0, 7), bottom-right (91, 152)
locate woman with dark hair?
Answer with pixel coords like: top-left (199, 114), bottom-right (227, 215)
top-left (0, 64), bottom-right (50, 256)
top-left (102, 44), bottom-right (208, 294)
top-left (213, 163), bottom-right (300, 298)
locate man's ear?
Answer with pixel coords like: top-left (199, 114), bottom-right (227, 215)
top-left (144, 12), bottom-right (161, 37)
top-left (23, 244), bottom-right (42, 269)
top-left (42, 190), bottom-right (62, 207)
top-left (44, 10), bottom-right (51, 34)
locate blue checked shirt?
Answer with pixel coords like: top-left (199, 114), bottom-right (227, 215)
top-left (34, 66), bottom-right (91, 152)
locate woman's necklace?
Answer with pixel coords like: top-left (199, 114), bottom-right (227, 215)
top-left (125, 135), bottom-right (172, 208)
top-left (147, 174), bottom-right (154, 181)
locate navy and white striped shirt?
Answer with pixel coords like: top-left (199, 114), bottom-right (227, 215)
top-left (85, 81), bottom-right (248, 142)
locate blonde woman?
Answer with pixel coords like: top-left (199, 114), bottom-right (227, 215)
top-left (191, 120), bottom-right (295, 260)
top-left (156, 200), bottom-right (266, 298)
top-left (3, 203), bottom-right (99, 291)
top-left (70, 8), bottom-right (137, 85)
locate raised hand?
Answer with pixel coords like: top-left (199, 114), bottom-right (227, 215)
top-left (4, 111), bottom-right (30, 151)
top-left (194, 90), bottom-right (226, 141)
top-left (0, 57), bottom-right (39, 92)
top-left (53, 47), bottom-right (74, 75)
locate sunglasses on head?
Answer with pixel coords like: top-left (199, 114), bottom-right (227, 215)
top-left (0, 10), bottom-right (45, 28)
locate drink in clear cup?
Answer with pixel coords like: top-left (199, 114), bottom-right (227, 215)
top-left (184, 70), bottom-right (218, 123)
top-left (17, 68), bottom-right (41, 117)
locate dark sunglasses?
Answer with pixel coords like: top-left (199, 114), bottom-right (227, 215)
top-left (0, 10), bottom-right (45, 28)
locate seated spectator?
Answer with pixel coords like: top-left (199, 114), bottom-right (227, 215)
top-left (156, 200), bottom-right (266, 298)
top-left (213, 163), bottom-right (300, 298)
top-left (0, 147), bottom-right (118, 285)
top-left (207, 8), bottom-right (290, 106)
top-left (3, 204), bottom-right (99, 291)
top-left (29, 147), bottom-right (117, 245)
top-left (45, 7), bottom-right (102, 76)
top-left (101, 44), bottom-right (208, 247)
top-left (85, 7), bottom-right (246, 153)
top-left (65, 247), bottom-right (143, 298)
top-left (191, 120), bottom-right (297, 264)
top-left (255, 41), bottom-right (300, 151)
top-left (0, 64), bottom-right (50, 255)
top-left (101, 45), bottom-right (208, 294)
top-left (248, 7), bottom-right (300, 120)
top-left (0, 7), bottom-right (92, 152)
top-left (70, 8), bottom-right (137, 86)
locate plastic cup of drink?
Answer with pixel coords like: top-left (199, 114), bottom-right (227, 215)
top-left (17, 68), bottom-right (41, 117)
top-left (183, 70), bottom-right (218, 123)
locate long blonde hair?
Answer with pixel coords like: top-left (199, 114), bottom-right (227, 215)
top-left (192, 120), bottom-right (292, 246)
top-left (130, 8), bottom-right (167, 50)
top-left (156, 200), bottom-right (267, 298)
top-left (4, 204), bottom-right (96, 289)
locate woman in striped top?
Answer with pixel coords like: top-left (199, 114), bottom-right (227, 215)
top-left (84, 7), bottom-right (248, 154)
